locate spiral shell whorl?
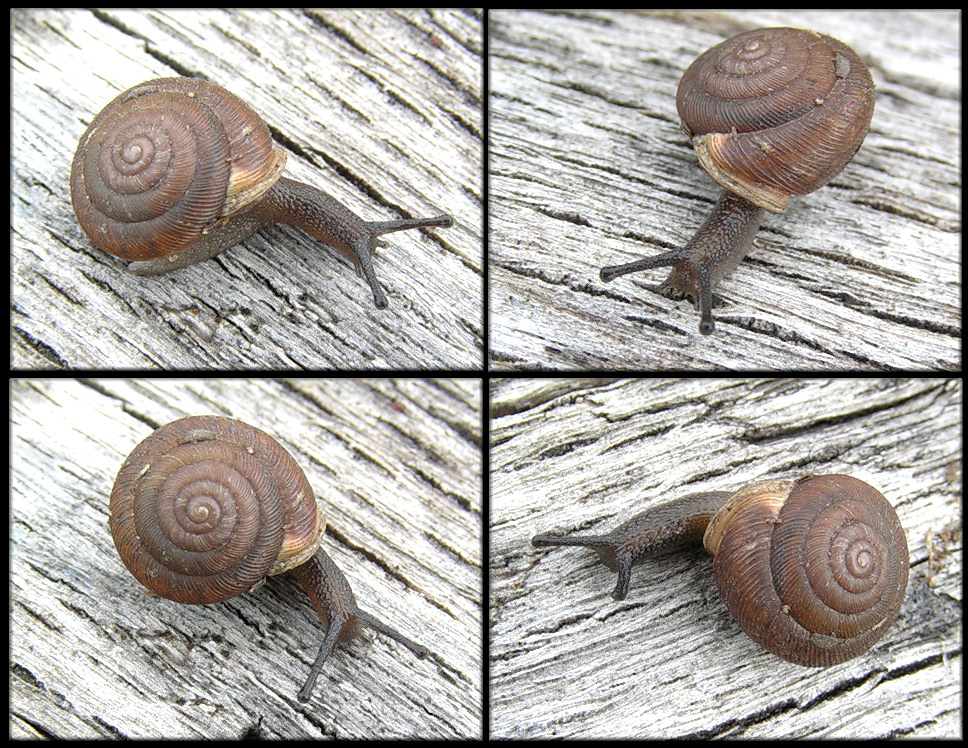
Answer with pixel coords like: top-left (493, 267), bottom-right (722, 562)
top-left (109, 416), bottom-right (323, 605)
top-left (711, 474), bottom-right (907, 666)
top-left (678, 28), bottom-right (838, 136)
top-left (70, 78), bottom-right (285, 261)
top-left (770, 475), bottom-right (908, 645)
top-left (676, 28), bottom-right (875, 213)
top-left (71, 87), bottom-right (232, 261)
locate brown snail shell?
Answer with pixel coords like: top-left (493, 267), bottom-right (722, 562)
top-left (532, 474), bottom-right (908, 667)
top-left (676, 27), bottom-right (876, 213)
top-left (71, 78), bottom-right (453, 308)
top-left (703, 475), bottom-right (908, 666)
top-left (108, 415), bottom-right (427, 701)
top-left (108, 415), bottom-right (323, 603)
top-left (71, 78), bottom-right (286, 262)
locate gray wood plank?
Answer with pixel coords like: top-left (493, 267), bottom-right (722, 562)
top-left (488, 10), bottom-right (960, 369)
top-left (490, 378), bottom-right (962, 738)
top-left (11, 378), bottom-right (483, 738)
top-left (12, 9), bottom-right (483, 369)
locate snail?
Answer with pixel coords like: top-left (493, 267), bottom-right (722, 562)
top-left (70, 77), bottom-right (453, 308)
top-left (108, 415), bottom-right (427, 701)
top-left (600, 27), bottom-right (875, 333)
top-left (532, 474), bottom-right (908, 667)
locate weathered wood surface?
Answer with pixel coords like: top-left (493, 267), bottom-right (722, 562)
top-left (12, 9), bottom-right (482, 369)
top-left (488, 10), bottom-right (960, 370)
top-left (11, 378), bottom-right (483, 739)
top-left (490, 378), bottom-right (962, 738)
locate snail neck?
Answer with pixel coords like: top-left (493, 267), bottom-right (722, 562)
top-left (601, 190), bottom-right (764, 334)
top-left (250, 177), bottom-right (453, 309)
top-left (288, 548), bottom-right (428, 702)
top-left (127, 176), bottom-right (452, 309)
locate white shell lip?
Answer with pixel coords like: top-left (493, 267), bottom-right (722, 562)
top-left (693, 134), bottom-right (791, 214)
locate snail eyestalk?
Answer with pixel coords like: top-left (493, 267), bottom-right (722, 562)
top-left (297, 610), bottom-right (427, 702)
top-left (600, 250), bottom-right (683, 283)
top-left (356, 610), bottom-right (429, 659)
top-left (532, 532), bottom-right (634, 600)
top-left (298, 615), bottom-right (347, 702)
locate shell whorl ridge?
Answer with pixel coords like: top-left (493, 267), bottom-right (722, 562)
top-left (109, 416), bottom-right (323, 605)
top-left (708, 474), bottom-right (908, 666)
top-left (676, 27), bottom-right (875, 213)
top-left (70, 78), bottom-right (286, 260)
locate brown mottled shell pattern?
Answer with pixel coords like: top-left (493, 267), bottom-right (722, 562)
top-left (676, 27), bottom-right (875, 213)
top-left (70, 78), bottom-right (284, 261)
top-left (710, 474), bottom-right (908, 666)
top-left (108, 415), bottom-right (323, 605)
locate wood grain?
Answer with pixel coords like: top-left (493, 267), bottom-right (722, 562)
top-left (12, 9), bottom-right (482, 369)
top-left (11, 378), bottom-right (483, 738)
top-left (490, 378), bottom-right (962, 738)
top-left (488, 10), bottom-right (960, 369)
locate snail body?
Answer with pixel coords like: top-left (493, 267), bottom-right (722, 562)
top-left (532, 474), bottom-right (908, 667)
top-left (109, 415), bottom-right (427, 701)
top-left (71, 78), bottom-right (453, 308)
top-left (600, 28), bottom-right (875, 333)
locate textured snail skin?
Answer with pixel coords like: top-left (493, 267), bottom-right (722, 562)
top-left (289, 550), bottom-right (428, 702)
top-left (124, 176), bottom-right (451, 309)
top-left (600, 192), bottom-right (763, 334)
top-left (533, 490), bottom-right (731, 600)
top-left (532, 474), bottom-right (908, 667)
top-left (600, 28), bottom-right (875, 334)
top-left (109, 415), bottom-right (427, 700)
top-left (71, 78), bottom-right (453, 308)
